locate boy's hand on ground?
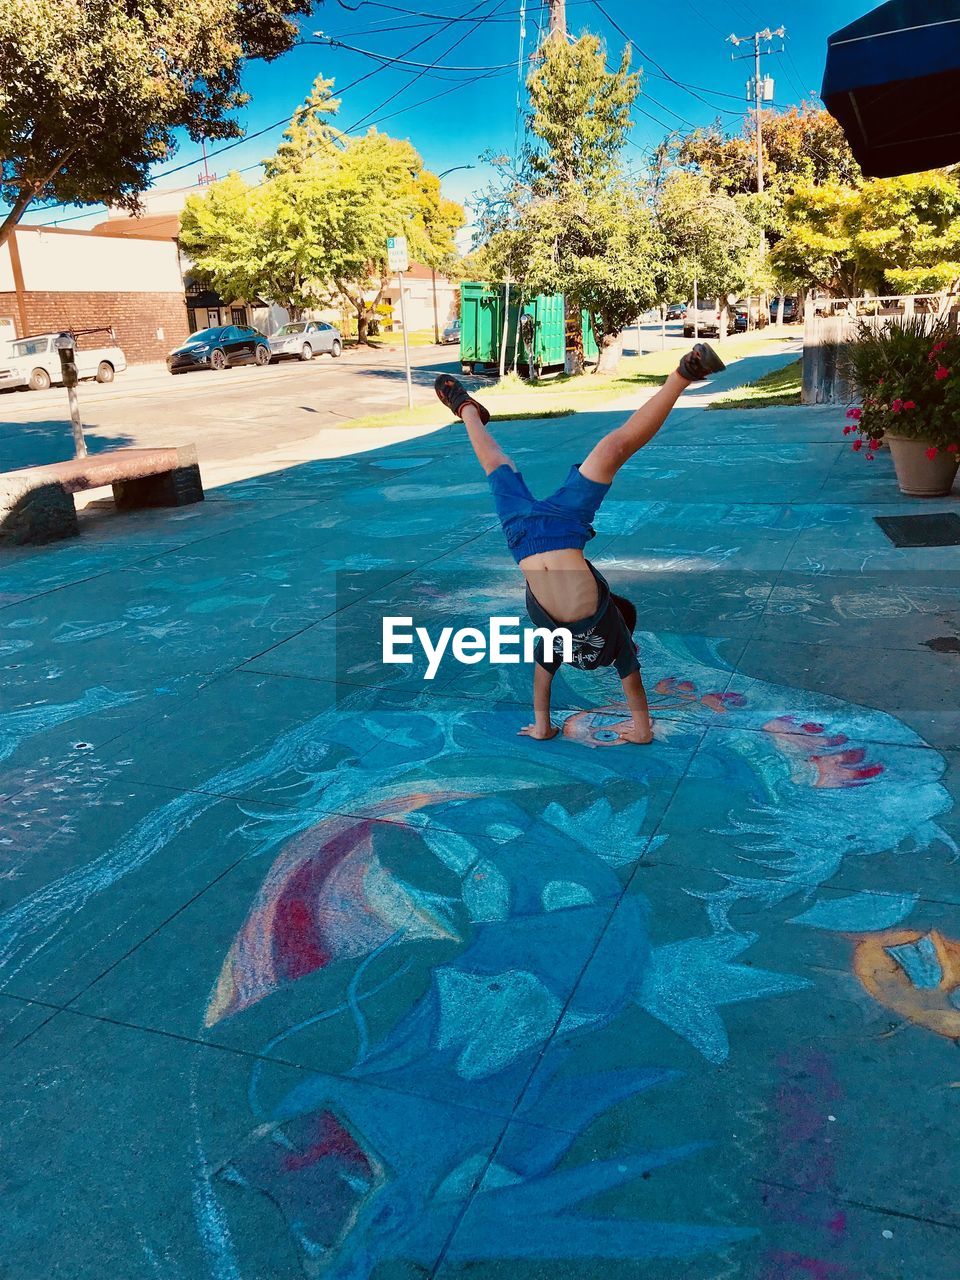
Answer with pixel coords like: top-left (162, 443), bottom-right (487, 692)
top-left (617, 720), bottom-right (654, 745)
top-left (518, 723), bottom-right (560, 741)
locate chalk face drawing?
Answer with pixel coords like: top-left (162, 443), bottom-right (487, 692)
top-left (0, 637), bottom-right (954, 1277)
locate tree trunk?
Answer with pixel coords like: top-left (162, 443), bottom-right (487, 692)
top-left (595, 331), bottom-right (623, 375)
top-left (565, 302), bottom-right (584, 376)
top-left (0, 188), bottom-right (35, 249)
top-left (357, 309), bottom-right (369, 344)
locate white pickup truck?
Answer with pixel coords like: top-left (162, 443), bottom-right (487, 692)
top-left (0, 331), bottom-right (127, 392)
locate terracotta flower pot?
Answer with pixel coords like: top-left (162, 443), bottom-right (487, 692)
top-left (885, 434), bottom-right (959, 497)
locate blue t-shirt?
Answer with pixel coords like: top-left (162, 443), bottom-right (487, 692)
top-left (525, 561), bottom-right (640, 678)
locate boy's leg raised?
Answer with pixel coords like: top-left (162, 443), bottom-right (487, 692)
top-left (580, 343), bottom-right (725, 485)
top-left (461, 404), bottom-right (516, 475)
top-left (435, 374), bottom-right (516, 475)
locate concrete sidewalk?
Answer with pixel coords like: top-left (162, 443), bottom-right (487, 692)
top-left (0, 388), bottom-right (958, 1279)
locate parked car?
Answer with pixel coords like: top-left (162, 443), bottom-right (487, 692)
top-left (442, 318), bottom-right (461, 345)
top-left (733, 299), bottom-right (769, 332)
top-left (167, 325), bottom-right (272, 374)
top-left (268, 320), bottom-right (342, 362)
top-left (665, 302), bottom-right (687, 320)
top-left (0, 331), bottom-right (127, 392)
top-left (683, 298), bottom-right (734, 339)
top-left (769, 296), bottom-right (799, 323)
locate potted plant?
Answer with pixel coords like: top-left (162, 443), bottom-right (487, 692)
top-left (843, 317), bottom-right (960, 496)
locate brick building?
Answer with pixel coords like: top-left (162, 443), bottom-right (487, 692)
top-left (0, 225), bottom-right (189, 363)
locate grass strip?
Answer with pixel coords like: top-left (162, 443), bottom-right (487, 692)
top-left (708, 358), bottom-right (802, 411)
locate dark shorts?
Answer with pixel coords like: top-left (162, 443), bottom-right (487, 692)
top-left (487, 463), bottom-right (611, 563)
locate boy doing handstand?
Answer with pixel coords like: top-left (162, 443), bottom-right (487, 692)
top-left (434, 343), bottom-right (725, 744)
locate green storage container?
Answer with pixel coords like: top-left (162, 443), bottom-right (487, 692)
top-left (459, 282), bottom-right (600, 376)
top-left (517, 293), bottom-right (566, 374)
top-left (459, 282), bottom-right (503, 368)
top-left (582, 311), bottom-right (599, 360)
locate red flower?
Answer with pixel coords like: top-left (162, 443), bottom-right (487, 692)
top-left (878, 378), bottom-right (884, 387)
top-left (852, 439), bottom-right (863, 452)
top-left (948, 443), bottom-right (959, 454)
top-left (903, 400), bottom-right (916, 410)
top-left (842, 425), bottom-right (852, 434)
top-left (935, 365), bottom-right (950, 381)
top-left (929, 341), bottom-right (948, 361)
top-left (869, 439), bottom-right (882, 448)
top-left (865, 452), bottom-right (875, 460)
top-left (925, 446), bottom-right (938, 460)
top-left (891, 399), bottom-right (903, 413)
top-left (846, 407), bottom-right (862, 420)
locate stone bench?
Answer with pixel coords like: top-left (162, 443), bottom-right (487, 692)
top-left (0, 445), bottom-right (204, 546)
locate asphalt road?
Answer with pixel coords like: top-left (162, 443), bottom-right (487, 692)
top-left (0, 341), bottom-right (466, 477)
top-left (0, 320), bottom-right (793, 488)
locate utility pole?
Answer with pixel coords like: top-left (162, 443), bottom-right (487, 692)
top-left (729, 27), bottom-right (783, 284)
top-left (727, 27), bottom-right (784, 200)
top-left (547, 0), bottom-right (565, 37)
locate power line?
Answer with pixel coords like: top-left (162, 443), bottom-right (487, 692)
top-left (779, 44), bottom-right (813, 101)
top-left (342, 0), bottom-right (508, 132)
top-left (31, 57), bottom-right (502, 227)
top-left (590, 0), bottom-right (742, 116)
top-left (310, 35), bottom-right (515, 72)
top-left (333, 0), bottom-right (590, 21)
top-left (19, 0), bottom-right (487, 219)
top-left (632, 103), bottom-right (680, 133)
top-left (681, 0), bottom-right (726, 39)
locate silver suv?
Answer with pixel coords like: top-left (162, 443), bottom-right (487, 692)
top-left (268, 321), bottom-right (343, 362)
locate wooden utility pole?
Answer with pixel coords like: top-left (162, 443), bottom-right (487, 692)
top-left (728, 27), bottom-right (785, 200)
top-left (547, 0), bottom-right (565, 37)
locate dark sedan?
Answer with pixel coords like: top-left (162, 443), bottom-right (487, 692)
top-left (167, 325), bottom-right (272, 374)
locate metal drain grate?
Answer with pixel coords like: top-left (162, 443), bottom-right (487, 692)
top-left (874, 513), bottom-right (960, 547)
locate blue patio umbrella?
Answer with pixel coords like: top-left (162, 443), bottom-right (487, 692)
top-left (822, 0), bottom-right (960, 177)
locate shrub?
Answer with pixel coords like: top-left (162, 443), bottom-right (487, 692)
top-left (842, 317), bottom-right (960, 459)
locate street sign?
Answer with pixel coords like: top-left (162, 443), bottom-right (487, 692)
top-left (386, 236), bottom-right (409, 273)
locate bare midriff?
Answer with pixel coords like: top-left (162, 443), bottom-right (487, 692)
top-left (519, 547), bottom-right (599, 623)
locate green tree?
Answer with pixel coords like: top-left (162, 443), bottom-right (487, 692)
top-left (773, 170), bottom-right (960, 298)
top-left (771, 180), bottom-right (861, 297)
top-left (677, 103), bottom-right (862, 200)
top-left (324, 131), bottom-right (463, 342)
top-left (479, 34), bottom-right (661, 374)
top-left (654, 172), bottom-right (758, 307)
top-left (181, 97), bottom-right (465, 340)
top-left (180, 174), bottom-right (270, 307)
top-left (263, 75), bottom-right (343, 179)
top-left (0, 0), bottom-right (309, 244)
top-left (852, 170), bottom-right (960, 295)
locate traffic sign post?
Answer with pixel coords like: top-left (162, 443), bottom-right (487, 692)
top-left (387, 237), bottom-right (414, 409)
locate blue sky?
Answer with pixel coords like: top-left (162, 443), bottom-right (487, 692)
top-left (21, 0), bottom-right (869, 234)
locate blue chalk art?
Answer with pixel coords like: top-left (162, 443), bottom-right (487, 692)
top-left (0, 634), bottom-right (954, 1278)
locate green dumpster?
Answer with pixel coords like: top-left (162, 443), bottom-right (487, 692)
top-left (459, 283), bottom-right (600, 377)
top-left (517, 293), bottom-right (566, 375)
top-left (459, 282), bottom-right (503, 371)
top-left (582, 312), bottom-right (599, 361)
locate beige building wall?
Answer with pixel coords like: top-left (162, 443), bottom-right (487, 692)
top-left (13, 227), bottom-right (183, 293)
